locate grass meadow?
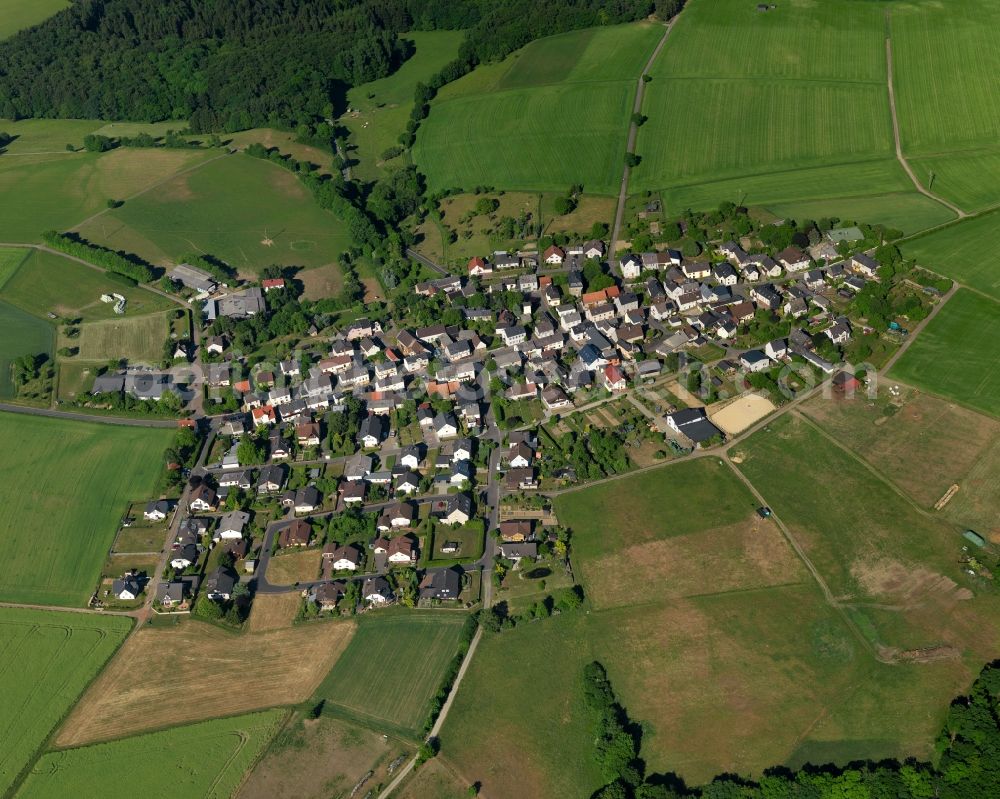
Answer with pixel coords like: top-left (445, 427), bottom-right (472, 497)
top-left (0, 608), bottom-right (131, 796)
top-left (0, 139), bottom-right (214, 241)
top-left (0, 249), bottom-right (174, 322)
top-left (0, 0), bottom-right (68, 40)
top-left (908, 150), bottom-right (1000, 213)
top-left (343, 31), bottom-right (465, 182)
top-left (902, 213), bottom-right (1000, 300)
top-left (888, 290), bottom-right (1000, 418)
top-left (19, 711), bottom-right (285, 799)
top-left (414, 23), bottom-right (663, 194)
top-left (73, 311), bottom-right (170, 363)
top-left (78, 154), bottom-right (352, 276)
top-left (443, 456), bottom-right (975, 791)
top-left (0, 412), bottom-right (172, 605)
top-left (314, 611), bottom-right (468, 738)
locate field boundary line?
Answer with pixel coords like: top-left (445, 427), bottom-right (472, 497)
top-left (721, 456), bottom-right (887, 664)
top-left (67, 150), bottom-right (231, 234)
top-left (884, 26), bottom-right (966, 220)
top-left (610, 18), bottom-right (675, 256)
top-left (879, 281), bottom-right (958, 374)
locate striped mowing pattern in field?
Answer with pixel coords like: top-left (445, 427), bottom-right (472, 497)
top-left (414, 23), bottom-right (663, 194)
top-left (633, 78), bottom-right (894, 191)
top-left (908, 149), bottom-right (1000, 213)
top-left (75, 311), bottom-right (169, 363)
top-left (902, 212), bottom-right (1000, 301)
top-left (17, 710), bottom-right (285, 799)
top-left (767, 191), bottom-right (955, 237)
top-left (653, 0), bottom-right (886, 82)
top-left (414, 81), bottom-right (633, 195)
top-left (0, 608), bottom-right (131, 796)
top-left (314, 612), bottom-right (468, 736)
top-left (891, 1), bottom-right (1000, 156)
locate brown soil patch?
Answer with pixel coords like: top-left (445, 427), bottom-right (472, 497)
top-left (55, 616), bottom-right (355, 747)
top-left (298, 262), bottom-right (344, 301)
top-left (238, 715), bottom-right (407, 799)
top-left (709, 393), bottom-right (776, 435)
top-left (266, 549), bottom-right (322, 585)
top-left (361, 277), bottom-right (382, 303)
top-left (581, 517), bottom-right (807, 609)
top-left (248, 592), bottom-right (303, 633)
top-left (850, 558), bottom-right (974, 606)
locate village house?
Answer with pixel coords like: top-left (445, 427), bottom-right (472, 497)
top-left (278, 518), bottom-right (311, 548)
top-left (419, 566), bottom-right (463, 600)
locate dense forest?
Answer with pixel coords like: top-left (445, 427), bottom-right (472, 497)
top-left (581, 659), bottom-right (1000, 799)
top-left (0, 0), bottom-right (663, 132)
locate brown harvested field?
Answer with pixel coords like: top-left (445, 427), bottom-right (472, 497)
top-left (581, 515), bottom-right (808, 610)
top-left (266, 549), bottom-right (322, 585)
top-left (248, 592), bottom-right (302, 633)
top-left (55, 616), bottom-right (355, 747)
top-left (298, 262), bottom-right (344, 301)
top-left (227, 128), bottom-right (336, 175)
top-left (238, 714), bottom-right (409, 799)
top-left (802, 384), bottom-right (1000, 532)
top-left (544, 194), bottom-right (616, 237)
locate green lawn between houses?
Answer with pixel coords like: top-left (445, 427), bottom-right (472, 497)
top-left (16, 710), bottom-right (285, 799)
top-left (413, 23), bottom-right (663, 195)
top-left (312, 610), bottom-right (469, 738)
top-left (0, 412), bottom-right (174, 606)
top-left (888, 289), bottom-right (1000, 418)
top-left (0, 608), bottom-right (132, 797)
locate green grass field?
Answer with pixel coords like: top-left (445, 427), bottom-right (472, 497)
top-left (902, 213), bottom-right (1000, 300)
top-left (0, 248), bottom-right (30, 288)
top-left (0, 141), bottom-right (214, 241)
top-left (0, 0), bottom-right (68, 40)
top-left (313, 611), bottom-right (467, 737)
top-left (766, 190), bottom-right (956, 236)
top-left (891, 0), bottom-right (1000, 158)
top-left (78, 154), bottom-right (352, 275)
top-left (888, 290), bottom-right (1000, 418)
top-left (0, 608), bottom-right (131, 796)
top-left (343, 31), bottom-right (465, 181)
top-left (414, 23), bottom-right (663, 194)
top-left (908, 149), bottom-right (1000, 213)
top-left (0, 249), bottom-right (174, 321)
top-left (0, 412), bottom-right (173, 605)
top-left (442, 452), bottom-right (979, 793)
top-left (0, 300), bottom-right (53, 398)
top-left (16, 710), bottom-right (285, 799)
top-left (74, 311), bottom-right (170, 363)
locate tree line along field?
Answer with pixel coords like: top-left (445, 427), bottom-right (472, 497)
top-left (0, 607), bottom-right (131, 796)
top-left (77, 153), bottom-right (353, 277)
top-left (438, 456), bottom-right (975, 795)
top-left (17, 710), bottom-right (285, 799)
top-left (888, 290), bottom-right (1000, 419)
top-left (413, 23), bottom-right (664, 195)
top-left (313, 611), bottom-right (469, 738)
top-left (343, 30), bottom-right (465, 182)
top-left (0, 412), bottom-right (173, 606)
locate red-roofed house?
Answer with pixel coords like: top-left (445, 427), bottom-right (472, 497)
top-left (262, 278), bottom-right (285, 292)
top-left (468, 257), bottom-right (492, 276)
top-left (543, 245), bottom-right (565, 265)
top-left (603, 364), bottom-right (626, 392)
top-left (251, 405), bottom-right (276, 426)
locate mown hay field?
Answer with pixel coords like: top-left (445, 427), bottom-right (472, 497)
top-left (0, 608), bottom-right (131, 795)
top-left (77, 153), bottom-right (352, 275)
top-left (908, 150), bottom-right (1000, 214)
top-left (21, 711), bottom-right (285, 799)
top-left (887, 290), bottom-right (1000, 418)
top-left (0, 412), bottom-right (172, 605)
top-left (0, 299), bottom-right (53, 398)
top-left (56, 616), bottom-right (355, 747)
top-left (414, 23), bottom-right (663, 195)
top-left (0, 249), bottom-right (174, 322)
top-left (74, 311), bottom-right (169, 363)
top-left (802, 386), bottom-right (1000, 533)
top-left (314, 611), bottom-right (468, 737)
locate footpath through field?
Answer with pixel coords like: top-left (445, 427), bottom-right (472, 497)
top-left (610, 18), bottom-right (677, 257)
